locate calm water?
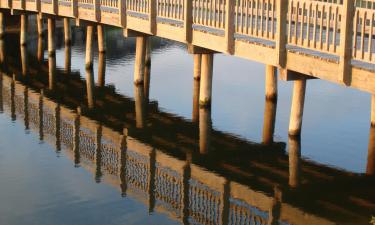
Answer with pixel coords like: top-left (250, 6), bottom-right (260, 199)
top-left (0, 18), bottom-right (374, 225)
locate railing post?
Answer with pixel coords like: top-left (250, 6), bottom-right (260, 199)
top-left (94, 0), bottom-right (101, 22)
top-left (275, 0), bottom-right (287, 68)
top-left (338, 0), bottom-right (355, 85)
top-left (72, 0), bottom-right (78, 18)
top-left (52, 0), bottom-right (58, 14)
top-left (21, 0), bottom-right (25, 10)
top-left (118, 0), bottom-right (126, 27)
top-left (36, 0), bottom-right (41, 12)
top-left (184, 0), bottom-right (192, 42)
top-left (149, 0), bottom-right (156, 34)
top-left (224, 0), bottom-right (235, 54)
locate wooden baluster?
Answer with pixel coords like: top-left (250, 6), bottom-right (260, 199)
top-left (260, 0), bottom-right (264, 37)
top-left (360, 11), bottom-right (367, 59)
top-left (326, 5), bottom-right (332, 52)
top-left (353, 10), bottom-right (359, 58)
top-left (300, 2), bottom-right (305, 46)
top-left (368, 13), bottom-right (374, 62)
top-left (293, 1), bottom-right (299, 45)
top-left (288, 1), bottom-right (293, 43)
top-left (255, 0), bottom-right (258, 36)
top-left (306, 2), bottom-right (312, 47)
top-left (313, 3), bottom-right (318, 48)
top-left (333, 6), bottom-right (338, 52)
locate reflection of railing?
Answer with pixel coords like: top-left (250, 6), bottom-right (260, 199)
top-left (0, 73), bottom-right (294, 225)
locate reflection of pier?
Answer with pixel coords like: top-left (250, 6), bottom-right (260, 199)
top-left (1, 64), bottom-right (374, 224)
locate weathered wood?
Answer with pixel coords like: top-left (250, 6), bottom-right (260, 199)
top-left (275, 0), bottom-right (287, 67)
top-left (224, 0), bottom-right (234, 54)
top-left (21, 46), bottom-right (27, 76)
top-left (183, 0), bottom-right (192, 42)
top-left (338, 0), bottom-right (355, 85)
top-left (94, 0), bottom-right (100, 22)
top-left (134, 84), bottom-right (146, 128)
top-left (85, 67), bottom-right (95, 109)
top-left (98, 52), bottom-right (106, 87)
top-left (288, 136), bottom-right (301, 188)
top-left (262, 99), bottom-right (277, 144)
top-left (97, 24), bottom-right (106, 53)
top-left (118, 0), bottom-right (126, 27)
top-left (193, 54), bottom-right (201, 80)
top-left (265, 65), bottom-right (277, 100)
top-left (199, 54), bottom-right (214, 107)
top-left (37, 13), bottom-right (43, 36)
top-left (134, 36), bottom-right (147, 85)
top-left (149, 0), bottom-right (156, 34)
top-left (199, 107), bottom-right (211, 154)
top-left (48, 54), bottom-right (56, 90)
top-left (192, 79), bottom-right (200, 123)
top-left (85, 25), bottom-right (94, 69)
top-left (288, 79), bottom-right (307, 136)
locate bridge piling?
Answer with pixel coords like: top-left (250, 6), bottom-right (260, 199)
top-left (48, 53), bottom-right (56, 90)
top-left (134, 36), bottom-right (147, 85)
top-left (288, 80), bottom-right (307, 136)
top-left (193, 54), bottom-right (201, 80)
top-left (0, 12), bottom-right (5, 39)
top-left (20, 14), bottom-right (27, 46)
top-left (65, 44), bottom-right (71, 74)
top-left (21, 45), bottom-right (27, 76)
top-left (64, 18), bottom-right (71, 45)
top-left (367, 126), bottom-right (375, 176)
top-left (37, 14), bottom-right (43, 36)
top-left (192, 79), bottom-right (200, 123)
top-left (85, 25), bottom-right (94, 69)
top-left (199, 107), bottom-right (212, 154)
top-left (134, 84), bottom-right (146, 129)
top-left (265, 65), bottom-right (278, 100)
top-left (47, 18), bottom-right (55, 55)
top-left (0, 39), bottom-right (4, 64)
top-left (98, 53), bottom-right (106, 87)
top-left (37, 36), bottom-right (43, 63)
top-left (288, 136), bottom-right (301, 188)
top-left (199, 54), bottom-right (214, 107)
top-left (144, 39), bottom-right (151, 100)
top-left (262, 99), bottom-right (277, 144)
top-left (97, 24), bottom-right (106, 53)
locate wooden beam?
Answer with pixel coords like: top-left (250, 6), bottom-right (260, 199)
top-left (279, 69), bottom-right (316, 81)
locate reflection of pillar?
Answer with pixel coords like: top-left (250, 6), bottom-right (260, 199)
top-left (48, 54), bottom-right (56, 91)
top-left (47, 18), bottom-right (55, 55)
top-left (265, 65), bottom-right (278, 100)
top-left (134, 36), bottom-right (147, 84)
top-left (97, 52), bottom-right (106, 87)
top-left (194, 54), bottom-right (201, 80)
top-left (55, 104), bottom-right (61, 152)
top-left (181, 162), bottom-right (191, 225)
top-left (268, 186), bottom-right (282, 225)
top-left (97, 24), bottom-right (106, 53)
top-left (192, 79), bottom-right (200, 122)
top-left (199, 107), bottom-right (211, 154)
top-left (64, 18), bottom-right (71, 45)
top-left (134, 84), bottom-right (146, 129)
top-left (73, 110), bottom-right (80, 166)
top-left (144, 39), bottom-right (151, 100)
top-left (371, 95), bottom-right (375, 127)
top-left (0, 73), bottom-right (3, 113)
top-left (148, 148), bottom-right (156, 213)
top-left (65, 44), bottom-right (71, 74)
top-left (85, 67), bottom-right (95, 109)
top-left (0, 12), bottom-right (4, 39)
top-left (10, 76), bottom-right (15, 121)
top-left (20, 14), bottom-right (28, 46)
top-left (119, 130), bottom-right (128, 197)
top-left (95, 125), bottom-right (102, 183)
top-left (37, 14), bottom-right (43, 36)
top-left (85, 25), bottom-right (94, 69)
top-left (262, 99), bottom-right (277, 144)
top-left (37, 36), bottom-right (43, 63)
top-left (21, 45), bottom-right (27, 76)
top-left (199, 54), bottom-right (213, 107)
top-left (288, 80), bottom-right (306, 136)
top-left (24, 87), bottom-right (29, 130)
top-left (0, 39), bottom-right (4, 64)
top-left (288, 136), bottom-right (301, 188)
top-left (38, 90), bottom-right (44, 140)
top-left (220, 181), bottom-right (230, 225)
top-left (367, 126), bottom-right (375, 175)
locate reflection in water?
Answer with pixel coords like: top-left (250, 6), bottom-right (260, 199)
top-left (65, 43), bottom-right (71, 74)
top-left (367, 126), bottom-right (375, 175)
top-left (0, 26), bottom-right (374, 225)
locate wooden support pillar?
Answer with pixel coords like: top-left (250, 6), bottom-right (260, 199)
top-left (37, 36), bottom-right (43, 63)
top-left (199, 107), bottom-right (211, 154)
top-left (48, 54), bottom-right (56, 90)
top-left (37, 14), bottom-right (43, 36)
top-left (199, 54), bottom-right (213, 107)
top-left (73, 109), bottom-right (80, 166)
top-left (148, 148), bottom-right (156, 213)
top-left (367, 126), bottom-right (375, 176)
top-left (192, 79), bottom-right (200, 122)
top-left (0, 39), bottom-right (4, 65)
top-left (262, 99), bottom-right (277, 144)
top-left (288, 80), bottom-right (307, 136)
top-left (64, 18), bottom-right (71, 45)
top-left (47, 18), bottom-right (55, 55)
top-left (95, 125), bottom-right (102, 183)
top-left (134, 84), bottom-right (146, 129)
top-left (85, 67), bottom-right (95, 109)
top-left (21, 45), bottom-right (27, 76)
top-left (144, 39), bottom-right (151, 100)
top-left (98, 52), bottom-right (106, 87)
top-left (193, 54), bottom-right (201, 80)
top-left (97, 24), bottom-right (106, 53)
top-left (0, 12), bottom-right (5, 39)
top-left (20, 14), bottom-right (28, 46)
top-left (119, 130), bottom-right (128, 197)
top-left (134, 36), bottom-right (147, 85)
top-left (288, 136), bottom-right (301, 188)
top-left (265, 65), bottom-right (277, 100)
top-left (65, 44), bottom-right (71, 74)
top-left (85, 25), bottom-right (94, 69)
